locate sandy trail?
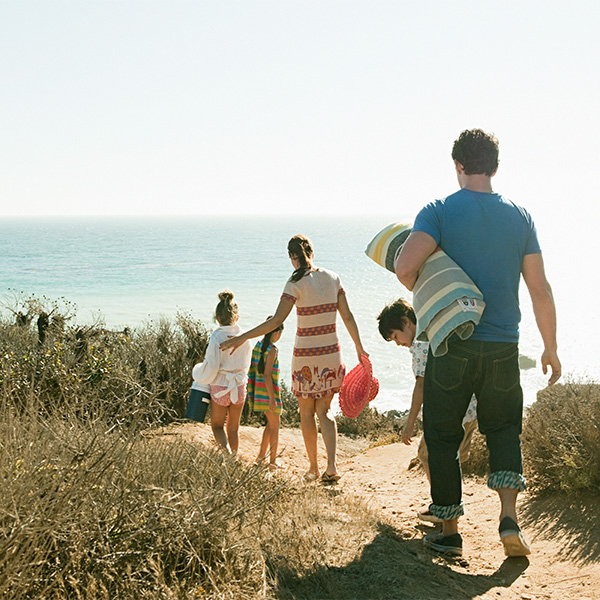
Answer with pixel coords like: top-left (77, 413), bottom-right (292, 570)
top-left (159, 422), bottom-right (600, 600)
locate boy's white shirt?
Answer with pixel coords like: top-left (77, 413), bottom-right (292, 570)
top-left (409, 339), bottom-right (477, 424)
top-left (192, 324), bottom-right (253, 402)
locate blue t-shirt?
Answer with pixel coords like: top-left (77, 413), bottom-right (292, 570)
top-left (413, 188), bottom-right (541, 342)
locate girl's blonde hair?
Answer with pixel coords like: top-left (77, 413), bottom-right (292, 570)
top-left (215, 290), bottom-right (238, 326)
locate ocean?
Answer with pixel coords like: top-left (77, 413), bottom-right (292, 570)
top-left (0, 215), bottom-right (596, 412)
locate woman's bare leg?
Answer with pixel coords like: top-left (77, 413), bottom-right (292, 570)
top-left (315, 393), bottom-right (337, 477)
top-left (298, 396), bottom-right (320, 477)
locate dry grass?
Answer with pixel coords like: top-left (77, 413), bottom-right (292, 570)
top-left (522, 381), bottom-right (600, 493)
top-left (0, 396), bottom-right (289, 598)
top-left (2, 297), bottom-right (600, 598)
top-left (0, 390), bottom-right (388, 600)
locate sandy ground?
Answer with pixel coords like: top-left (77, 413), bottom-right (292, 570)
top-left (158, 422), bottom-right (600, 600)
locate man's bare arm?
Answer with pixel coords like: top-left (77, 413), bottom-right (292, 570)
top-left (394, 231), bottom-right (438, 291)
top-left (521, 253), bottom-right (561, 385)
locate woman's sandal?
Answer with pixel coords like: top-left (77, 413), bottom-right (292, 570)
top-left (321, 472), bottom-right (341, 483)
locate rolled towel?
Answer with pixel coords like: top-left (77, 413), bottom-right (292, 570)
top-left (364, 222), bottom-right (412, 273)
top-left (365, 222), bottom-right (485, 356)
top-left (413, 251), bottom-right (485, 357)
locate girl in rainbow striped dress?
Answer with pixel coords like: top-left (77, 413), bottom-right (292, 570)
top-left (246, 320), bottom-right (284, 470)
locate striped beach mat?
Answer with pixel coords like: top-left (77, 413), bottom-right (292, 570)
top-left (364, 222), bottom-right (412, 272)
top-left (413, 251), bottom-right (486, 356)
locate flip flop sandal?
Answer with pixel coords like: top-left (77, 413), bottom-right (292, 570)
top-left (417, 509), bottom-right (443, 523)
top-left (321, 472), bottom-right (341, 483)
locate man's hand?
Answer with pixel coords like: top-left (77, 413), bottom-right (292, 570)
top-left (541, 349), bottom-right (561, 386)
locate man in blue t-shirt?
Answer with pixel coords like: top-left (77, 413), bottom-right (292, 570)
top-left (395, 129), bottom-right (561, 558)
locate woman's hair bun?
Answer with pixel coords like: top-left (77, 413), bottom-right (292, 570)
top-left (218, 290), bottom-right (234, 302)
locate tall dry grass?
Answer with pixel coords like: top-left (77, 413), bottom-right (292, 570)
top-left (522, 381), bottom-right (600, 493)
top-left (0, 384), bottom-right (383, 599)
top-left (0, 392), bottom-right (292, 598)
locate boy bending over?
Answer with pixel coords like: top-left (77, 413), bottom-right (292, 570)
top-left (377, 298), bottom-right (477, 523)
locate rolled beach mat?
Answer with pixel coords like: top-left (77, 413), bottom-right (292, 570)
top-left (364, 222), bottom-right (412, 273)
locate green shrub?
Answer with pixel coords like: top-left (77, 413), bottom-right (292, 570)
top-left (522, 381), bottom-right (600, 493)
top-left (280, 380), bottom-right (301, 428)
top-left (0, 296), bottom-right (211, 425)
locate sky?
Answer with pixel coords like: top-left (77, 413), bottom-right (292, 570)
top-left (1, 1), bottom-right (599, 221)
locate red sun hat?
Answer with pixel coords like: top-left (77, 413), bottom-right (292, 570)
top-left (339, 354), bottom-right (379, 418)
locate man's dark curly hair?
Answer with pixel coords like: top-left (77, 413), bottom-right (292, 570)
top-left (451, 129), bottom-right (499, 176)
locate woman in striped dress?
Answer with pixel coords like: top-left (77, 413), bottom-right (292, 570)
top-left (221, 235), bottom-right (367, 482)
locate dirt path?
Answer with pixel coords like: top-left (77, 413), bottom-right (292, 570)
top-left (162, 422), bottom-right (600, 599)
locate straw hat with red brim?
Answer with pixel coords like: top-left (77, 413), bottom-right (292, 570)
top-left (339, 354), bottom-right (379, 418)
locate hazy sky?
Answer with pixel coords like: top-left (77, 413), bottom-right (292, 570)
top-left (2, 1), bottom-right (599, 220)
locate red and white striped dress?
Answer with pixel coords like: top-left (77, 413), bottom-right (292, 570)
top-left (281, 268), bottom-right (346, 399)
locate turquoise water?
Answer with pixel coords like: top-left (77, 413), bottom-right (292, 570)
top-left (0, 215), bottom-right (596, 411)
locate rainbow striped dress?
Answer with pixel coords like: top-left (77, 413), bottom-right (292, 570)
top-left (246, 341), bottom-right (281, 414)
top-left (281, 267), bottom-right (346, 399)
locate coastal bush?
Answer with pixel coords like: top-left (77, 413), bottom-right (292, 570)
top-left (337, 405), bottom-right (405, 442)
top-left (280, 380), bottom-right (301, 427)
top-left (522, 381), bottom-right (600, 493)
top-left (461, 429), bottom-right (490, 477)
top-left (0, 296), bottom-right (211, 425)
top-left (4, 296), bottom-right (600, 597)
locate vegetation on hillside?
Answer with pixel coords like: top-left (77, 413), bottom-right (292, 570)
top-left (1, 294), bottom-right (598, 598)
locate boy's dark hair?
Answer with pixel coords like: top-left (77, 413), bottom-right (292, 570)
top-left (451, 129), bottom-right (499, 176)
top-left (377, 298), bottom-right (416, 342)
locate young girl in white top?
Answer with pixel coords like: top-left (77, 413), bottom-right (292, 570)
top-left (192, 290), bottom-right (252, 453)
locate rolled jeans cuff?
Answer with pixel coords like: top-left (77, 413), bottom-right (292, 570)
top-left (487, 470), bottom-right (527, 492)
top-left (430, 501), bottom-right (464, 521)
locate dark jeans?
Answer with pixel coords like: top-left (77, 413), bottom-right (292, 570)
top-left (423, 340), bottom-right (525, 520)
